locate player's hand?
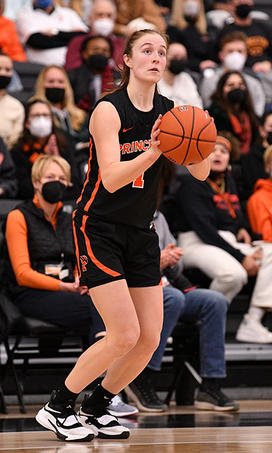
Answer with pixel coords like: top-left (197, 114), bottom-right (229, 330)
top-left (241, 255), bottom-right (260, 276)
top-left (150, 114), bottom-right (162, 156)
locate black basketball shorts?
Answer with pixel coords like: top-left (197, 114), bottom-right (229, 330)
top-left (73, 210), bottom-right (161, 289)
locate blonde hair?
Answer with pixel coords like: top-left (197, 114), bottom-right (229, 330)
top-left (264, 145), bottom-right (272, 167)
top-left (54, 0), bottom-right (83, 17)
top-left (170, 0), bottom-right (207, 34)
top-left (31, 155), bottom-right (72, 186)
top-left (35, 65), bottom-right (86, 131)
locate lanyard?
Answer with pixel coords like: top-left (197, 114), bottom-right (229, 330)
top-left (207, 178), bottom-right (237, 219)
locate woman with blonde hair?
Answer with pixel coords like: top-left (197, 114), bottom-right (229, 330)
top-left (167, 0), bottom-right (217, 72)
top-left (54, 0), bottom-right (92, 23)
top-left (35, 65), bottom-right (89, 150)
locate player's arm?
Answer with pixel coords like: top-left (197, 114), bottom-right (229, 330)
top-left (90, 101), bottom-right (162, 193)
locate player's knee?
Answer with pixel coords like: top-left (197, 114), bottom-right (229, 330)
top-left (108, 327), bottom-right (140, 357)
top-left (138, 330), bottom-right (161, 355)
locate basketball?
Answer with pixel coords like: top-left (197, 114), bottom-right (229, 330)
top-left (158, 105), bottom-right (217, 166)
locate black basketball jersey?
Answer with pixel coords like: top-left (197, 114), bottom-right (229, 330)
top-left (77, 87), bottom-right (174, 228)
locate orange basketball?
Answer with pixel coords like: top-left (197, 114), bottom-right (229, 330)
top-left (158, 105), bottom-right (217, 165)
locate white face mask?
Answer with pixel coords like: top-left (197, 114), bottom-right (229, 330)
top-left (224, 51), bottom-right (246, 72)
top-left (183, 0), bottom-right (200, 17)
top-left (29, 116), bottom-right (52, 138)
top-left (93, 18), bottom-right (114, 36)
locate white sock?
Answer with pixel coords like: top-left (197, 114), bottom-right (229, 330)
top-left (247, 307), bottom-right (265, 322)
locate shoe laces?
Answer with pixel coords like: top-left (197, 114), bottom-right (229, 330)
top-left (204, 387), bottom-right (230, 404)
top-left (135, 378), bottom-right (162, 405)
top-left (109, 395), bottom-right (123, 407)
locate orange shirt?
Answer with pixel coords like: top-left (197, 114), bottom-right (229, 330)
top-left (0, 16), bottom-right (26, 62)
top-left (5, 196), bottom-right (63, 291)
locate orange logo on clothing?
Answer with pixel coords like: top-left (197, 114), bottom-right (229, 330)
top-left (120, 139), bottom-right (152, 155)
top-left (80, 255), bottom-right (88, 272)
top-left (246, 35), bottom-right (269, 57)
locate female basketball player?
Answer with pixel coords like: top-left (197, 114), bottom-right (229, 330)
top-left (36, 29), bottom-right (210, 442)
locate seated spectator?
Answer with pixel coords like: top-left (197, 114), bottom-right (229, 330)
top-left (209, 70), bottom-right (259, 155)
top-left (236, 110), bottom-right (272, 204)
top-left (236, 146), bottom-right (272, 341)
top-left (0, 136), bottom-right (17, 198)
top-left (10, 99), bottom-right (80, 201)
top-left (4, 154), bottom-right (104, 343)
top-left (0, 52), bottom-right (24, 149)
top-left (175, 134), bottom-right (272, 343)
top-left (216, 0), bottom-right (272, 74)
top-left (157, 42), bottom-right (203, 108)
top-left (125, 209), bottom-right (239, 412)
top-left (0, 0), bottom-right (26, 62)
top-left (68, 35), bottom-right (120, 113)
top-left (247, 145), bottom-right (272, 242)
top-left (167, 0), bottom-right (217, 73)
top-left (34, 65), bottom-right (89, 148)
top-left (65, 0), bottom-right (125, 70)
top-left (16, 0), bottom-right (88, 66)
top-left (114, 0), bottom-right (166, 37)
top-left (200, 31), bottom-right (265, 117)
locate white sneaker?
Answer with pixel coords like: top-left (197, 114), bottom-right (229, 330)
top-left (236, 315), bottom-right (272, 343)
top-left (107, 394), bottom-right (138, 417)
top-left (36, 402), bottom-right (94, 442)
top-left (78, 395), bottom-right (130, 439)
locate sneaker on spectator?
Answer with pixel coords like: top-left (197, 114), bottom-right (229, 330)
top-left (236, 315), bottom-right (272, 343)
top-left (78, 395), bottom-right (130, 439)
top-left (36, 391), bottom-right (94, 442)
top-left (125, 369), bottom-right (167, 413)
top-left (107, 394), bottom-right (138, 417)
top-left (194, 387), bottom-right (239, 412)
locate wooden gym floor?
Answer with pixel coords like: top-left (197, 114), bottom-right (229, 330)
top-left (1, 401), bottom-right (272, 452)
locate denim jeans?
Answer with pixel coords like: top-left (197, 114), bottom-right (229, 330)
top-left (148, 286), bottom-right (228, 378)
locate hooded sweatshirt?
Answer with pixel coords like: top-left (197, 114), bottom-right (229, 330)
top-left (247, 178), bottom-right (272, 241)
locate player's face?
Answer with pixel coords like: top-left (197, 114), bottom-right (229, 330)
top-left (210, 143), bottom-right (230, 172)
top-left (125, 34), bottom-right (167, 84)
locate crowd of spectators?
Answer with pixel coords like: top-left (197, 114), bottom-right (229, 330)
top-left (1, 0), bottom-right (272, 413)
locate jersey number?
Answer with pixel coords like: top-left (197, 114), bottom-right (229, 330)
top-left (132, 173), bottom-right (144, 189)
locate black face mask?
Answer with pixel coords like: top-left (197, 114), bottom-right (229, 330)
top-left (86, 54), bottom-right (108, 72)
top-left (0, 75), bottom-right (11, 90)
top-left (42, 181), bottom-right (66, 204)
top-left (169, 59), bottom-right (187, 75)
top-left (235, 4), bottom-right (252, 19)
top-left (267, 131), bottom-right (272, 145)
top-left (209, 170), bottom-right (228, 180)
top-left (184, 15), bottom-right (197, 24)
top-left (45, 87), bottom-right (65, 104)
top-left (227, 88), bottom-right (246, 104)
